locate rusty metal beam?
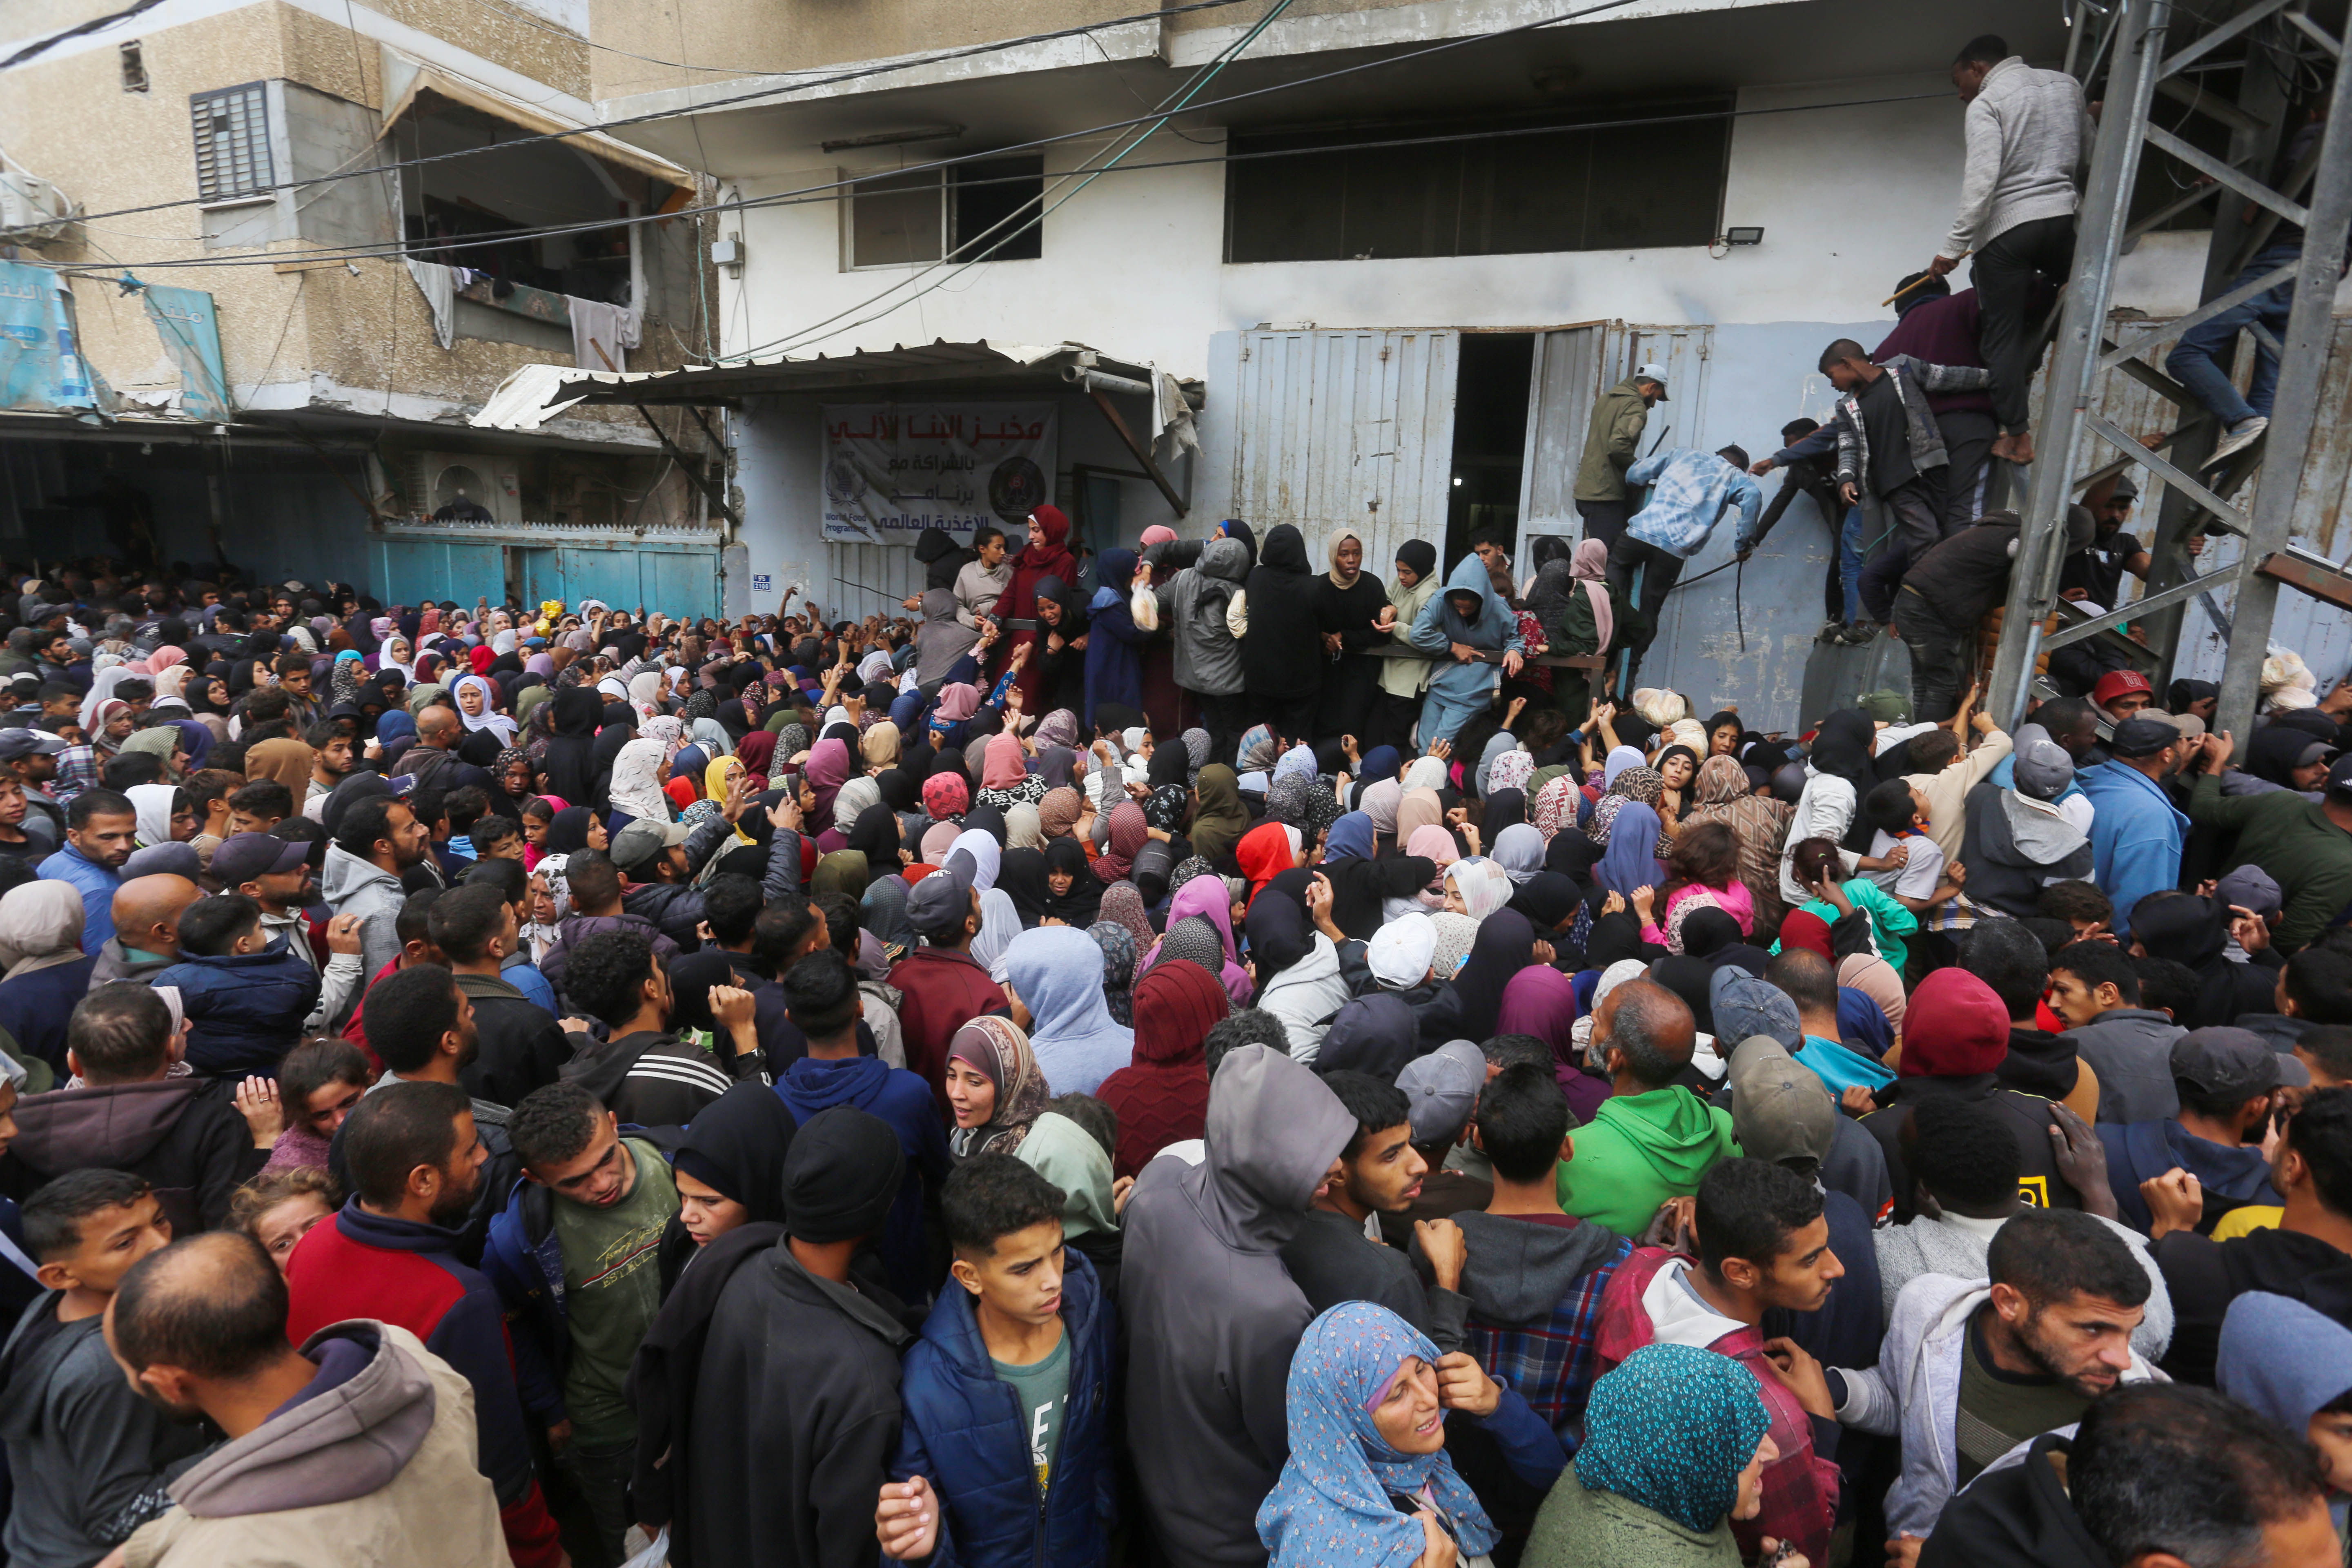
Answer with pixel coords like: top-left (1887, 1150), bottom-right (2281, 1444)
top-left (1087, 389), bottom-right (1188, 518)
top-left (2256, 549), bottom-right (2352, 612)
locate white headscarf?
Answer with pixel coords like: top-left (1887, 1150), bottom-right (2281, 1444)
top-left (126, 783), bottom-right (181, 849)
top-left (946, 828), bottom-right (1001, 892)
top-left (607, 738), bottom-right (672, 824)
top-left (451, 675), bottom-right (518, 744)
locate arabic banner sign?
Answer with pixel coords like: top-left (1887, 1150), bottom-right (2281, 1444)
top-left (139, 285), bottom-right (231, 421)
top-left (822, 403), bottom-right (1056, 544)
top-left (0, 261), bottom-right (97, 413)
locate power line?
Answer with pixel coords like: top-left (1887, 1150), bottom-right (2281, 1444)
top-left (724, 0), bottom-right (1301, 364)
top-left (37, 87), bottom-right (1944, 278)
top-left (41, 0), bottom-right (1270, 229)
top-left (44, 0), bottom-right (1663, 270)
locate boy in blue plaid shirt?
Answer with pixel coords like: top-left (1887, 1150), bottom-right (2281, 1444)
top-left (1448, 1063), bottom-right (1632, 1549)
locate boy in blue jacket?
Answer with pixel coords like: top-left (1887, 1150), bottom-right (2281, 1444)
top-left (878, 1154), bottom-right (1116, 1567)
top-left (151, 892), bottom-right (320, 1079)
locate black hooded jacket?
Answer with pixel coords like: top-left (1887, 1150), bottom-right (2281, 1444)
top-left (1240, 524), bottom-right (1326, 700)
top-left (1918, 1433), bottom-right (2109, 1568)
top-left (677, 1241), bottom-right (912, 1568)
top-left (0, 1079), bottom-right (262, 1234)
top-left (537, 686), bottom-right (604, 804)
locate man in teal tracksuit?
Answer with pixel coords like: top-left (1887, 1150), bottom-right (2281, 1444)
top-left (1408, 548), bottom-right (1525, 747)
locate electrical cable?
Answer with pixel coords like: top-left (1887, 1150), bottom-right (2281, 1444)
top-left (728, 0), bottom-right (1299, 363)
top-left (40, 86), bottom-right (1947, 278)
top-left (42, 0), bottom-right (1274, 229)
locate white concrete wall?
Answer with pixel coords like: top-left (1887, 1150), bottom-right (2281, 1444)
top-left (717, 73), bottom-right (2216, 373)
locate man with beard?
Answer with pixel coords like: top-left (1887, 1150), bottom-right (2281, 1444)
top-left (304, 719), bottom-right (355, 811)
top-left (285, 1082), bottom-right (565, 1568)
top-left (213, 830), bottom-right (366, 1033)
top-left (40, 787), bottom-right (138, 952)
top-left (488, 1082), bottom-right (682, 1566)
top-left (1813, 1206), bottom-right (2158, 1557)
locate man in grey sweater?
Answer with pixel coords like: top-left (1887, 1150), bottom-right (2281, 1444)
top-left (1926, 35), bottom-right (2095, 466)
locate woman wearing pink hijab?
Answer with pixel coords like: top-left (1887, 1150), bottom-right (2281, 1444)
top-left (1143, 870), bottom-right (1253, 1006)
top-left (802, 736), bottom-right (852, 833)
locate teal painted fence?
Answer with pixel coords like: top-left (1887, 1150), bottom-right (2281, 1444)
top-left (366, 529), bottom-right (722, 619)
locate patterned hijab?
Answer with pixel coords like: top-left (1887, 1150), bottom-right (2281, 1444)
top-left (946, 1015), bottom-right (1049, 1159)
top-left (1256, 1303), bottom-right (1499, 1567)
top-left (1587, 765), bottom-right (1664, 847)
top-left (1087, 919), bottom-right (1140, 1026)
top-left (1574, 1343), bottom-right (1771, 1533)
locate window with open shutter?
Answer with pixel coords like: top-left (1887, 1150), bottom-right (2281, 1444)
top-left (190, 83), bottom-right (274, 203)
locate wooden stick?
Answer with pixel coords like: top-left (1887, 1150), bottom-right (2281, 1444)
top-left (1881, 258), bottom-right (1968, 309)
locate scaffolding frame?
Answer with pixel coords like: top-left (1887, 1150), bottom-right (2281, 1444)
top-left (1987, 0), bottom-right (2352, 740)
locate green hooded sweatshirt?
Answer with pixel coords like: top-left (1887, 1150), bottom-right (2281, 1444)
top-left (1555, 1087), bottom-right (1740, 1236)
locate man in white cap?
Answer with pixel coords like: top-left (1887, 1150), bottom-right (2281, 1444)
top-left (1572, 362), bottom-right (1668, 549)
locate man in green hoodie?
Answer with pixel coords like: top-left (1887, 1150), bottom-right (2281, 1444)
top-left (1573, 365), bottom-right (1668, 548)
top-left (1557, 979), bottom-right (1740, 1234)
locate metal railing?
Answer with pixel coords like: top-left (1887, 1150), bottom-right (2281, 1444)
top-left (1988, 0), bottom-right (2352, 737)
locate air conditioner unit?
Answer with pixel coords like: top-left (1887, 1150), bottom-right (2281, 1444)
top-left (0, 172), bottom-right (76, 242)
top-left (414, 451), bottom-right (521, 524)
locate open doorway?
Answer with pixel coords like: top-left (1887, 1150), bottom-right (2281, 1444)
top-left (1444, 332), bottom-right (1534, 568)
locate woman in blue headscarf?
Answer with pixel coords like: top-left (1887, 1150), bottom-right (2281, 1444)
top-left (1522, 1343), bottom-right (1781, 1568)
top-left (1594, 801), bottom-right (1665, 898)
top-left (1257, 1302), bottom-right (1501, 1568)
top-left (1083, 546), bottom-right (1149, 733)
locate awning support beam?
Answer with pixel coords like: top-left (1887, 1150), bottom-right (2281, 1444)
top-left (1087, 389), bottom-right (1188, 518)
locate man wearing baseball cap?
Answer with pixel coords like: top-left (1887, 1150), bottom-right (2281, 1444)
top-left (2091, 667), bottom-right (2156, 722)
top-left (886, 867), bottom-right (1000, 1113)
top-left (2187, 731), bottom-right (2352, 952)
top-left (1571, 363), bottom-right (1668, 549)
top-left (0, 728), bottom-right (69, 854)
top-left (213, 830), bottom-right (366, 1033)
top-left (2097, 1028), bottom-right (2285, 1235)
top-left (2079, 715), bottom-right (2190, 943)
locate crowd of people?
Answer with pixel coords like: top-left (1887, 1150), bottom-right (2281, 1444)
top-left (0, 507), bottom-right (2342, 1568)
top-left (0, 31), bottom-right (2346, 1566)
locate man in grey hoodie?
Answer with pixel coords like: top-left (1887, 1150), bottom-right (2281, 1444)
top-left (106, 1230), bottom-right (511, 1566)
top-left (323, 793), bottom-right (431, 983)
top-left (1119, 1044), bottom-right (1355, 1566)
top-left (1140, 532), bottom-right (1250, 766)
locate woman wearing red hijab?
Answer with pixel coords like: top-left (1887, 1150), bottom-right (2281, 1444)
top-left (994, 504), bottom-right (1078, 708)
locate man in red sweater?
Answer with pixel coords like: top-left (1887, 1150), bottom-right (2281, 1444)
top-left (285, 1080), bottom-right (566, 1568)
top-left (888, 869), bottom-right (1004, 1112)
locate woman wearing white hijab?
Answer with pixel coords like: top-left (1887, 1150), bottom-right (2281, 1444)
top-left (606, 737), bottom-right (674, 824)
top-left (972, 887), bottom-right (1022, 981)
top-left (1443, 858), bottom-right (1513, 922)
top-left (78, 664), bottom-right (135, 733)
top-left (1401, 755), bottom-right (1449, 793)
top-left (126, 783), bottom-right (184, 849)
top-left (451, 675), bottom-right (518, 745)
top-left (379, 634), bottom-right (416, 684)
top-left (946, 828), bottom-right (1002, 892)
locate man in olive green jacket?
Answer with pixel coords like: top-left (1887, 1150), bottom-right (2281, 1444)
top-left (1574, 365), bottom-right (1669, 547)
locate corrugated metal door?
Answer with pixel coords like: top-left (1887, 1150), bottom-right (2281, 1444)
top-left (1515, 323), bottom-right (1607, 576)
top-left (1228, 327), bottom-right (1460, 574)
top-left (826, 540), bottom-right (924, 621)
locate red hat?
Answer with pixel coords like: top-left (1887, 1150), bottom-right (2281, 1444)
top-left (2091, 668), bottom-right (2153, 708)
top-left (1779, 910), bottom-right (1835, 962)
top-left (1898, 969), bottom-right (2011, 1078)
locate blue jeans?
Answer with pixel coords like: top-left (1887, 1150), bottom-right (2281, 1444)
top-left (2165, 243), bottom-right (2300, 427)
top-left (1839, 506), bottom-right (1868, 622)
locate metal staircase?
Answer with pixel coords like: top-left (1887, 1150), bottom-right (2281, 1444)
top-left (1986, 0), bottom-right (2352, 737)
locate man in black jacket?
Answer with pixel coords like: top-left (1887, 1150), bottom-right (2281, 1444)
top-left (430, 883), bottom-right (570, 1109)
top-left (679, 1107), bottom-right (911, 1568)
top-left (0, 984), bottom-right (265, 1232)
top-left (555, 930), bottom-right (763, 1127)
top-left (1891, 504), bottom-right (2094, 722)
top-left (614, 806), bottom-right (748, 955)
top-left (1921, 1383), bottom-right (2331, 1568)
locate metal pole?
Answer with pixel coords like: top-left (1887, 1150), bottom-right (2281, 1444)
top-left (1989, 0), bottom-right (2172, 730)
top-left (2214, 56), bottom-right (2352, 742)
top-left (2138, 16), bottom-right (2294, 677)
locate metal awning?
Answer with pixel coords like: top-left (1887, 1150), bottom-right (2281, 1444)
top-left (473, 339), bottom-right (1206, 510)
top-left (474, 340), bottom-right (1194, 423)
